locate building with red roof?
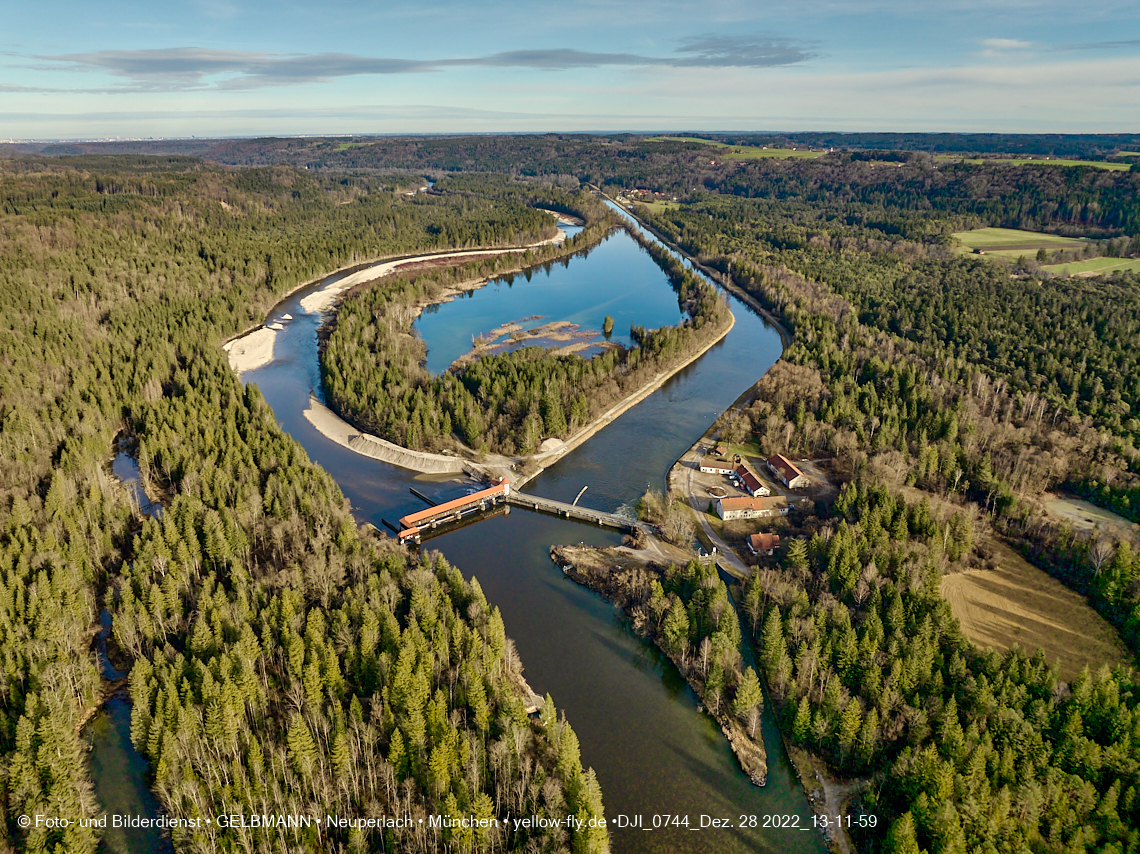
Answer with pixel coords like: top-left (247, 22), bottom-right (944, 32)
top-left (734, 465), bottom-right (770, 497)
top-left (747, 533), bottom-right (781, 556)
top-left (715, 495), bottom-right (789, 521)
top-left (766, 454), bottom-right (809, 489)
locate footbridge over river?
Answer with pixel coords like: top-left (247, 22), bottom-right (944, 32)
top-left (505, 491), bottom-right (646, 532)
top-left (395, 479), bottom-right (645, 544)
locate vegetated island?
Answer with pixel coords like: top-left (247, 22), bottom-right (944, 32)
top-left (316, 200), bottom-right (732, 480)
top-left (550, 543), bottom-right (768, 787)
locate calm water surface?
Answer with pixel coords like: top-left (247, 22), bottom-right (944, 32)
top-left (415, 226), bottom-right (681, 374)
top-left (88, 451), bottom-right (171, 854)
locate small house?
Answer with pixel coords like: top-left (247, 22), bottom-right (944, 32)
top-left (747, 533), bottom-right (780, 556)
top-left (766, 454), bottom-right (810, 489)
top-left (734, 465), bottom-right (770, 497)
top-left (700, 458), bottom-right (736, 475)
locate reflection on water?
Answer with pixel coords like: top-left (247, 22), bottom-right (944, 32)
top-left (86, 698), bottom-right (173, 854)
top-left (237, 220), bottom-right (825, 854)
top-left (112, 444), bottom-right (162, 518)
top-left (415, 226), bottom-right (682, 374)
top-left (94, 609), bottom-right (126, 681)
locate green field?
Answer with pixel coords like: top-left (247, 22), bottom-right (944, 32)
top-left (640, 199), bottom-right (680, 213)
top-left (938, 155), bottom-right (1129, 172)
top-left (1041, 256), bottom-right (1140, 276)
top-left (646, 137), bottom-right (824, 160)
top-left (954, 227), bottom-right (1090, 258)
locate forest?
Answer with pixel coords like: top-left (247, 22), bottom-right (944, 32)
top-left (7, 130), bottom-right (1140, 162)
top-left (619, 153), bottom-right (1140, 851)
top-left (641, 190), bottom-right (1140, 651)
top-left (646, 192), bottom-right (1140, 441)
top-left (0, 158), bottom-right (607, 853)
top-left (12, 134), bottom-right (1132, 236)
top-left (551, 545), bottom-right (767, 785)
top-left (743, 480), bottom-right (1140, 854)
top-left (3, 134), bottom-right (1140, 854)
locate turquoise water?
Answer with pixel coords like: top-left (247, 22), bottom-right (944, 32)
top-left (414, 228), bottom-right (684, 374)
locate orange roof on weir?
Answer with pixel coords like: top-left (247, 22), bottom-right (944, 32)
top-left (399, 479), bottom-right (510, 530)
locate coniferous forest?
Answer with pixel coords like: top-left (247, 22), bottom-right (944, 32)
top-left (1, 135), bottom-right (1140, 854)
top-left (0, 158), bottom-right (605, 854)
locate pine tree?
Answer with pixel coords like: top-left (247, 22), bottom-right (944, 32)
top-left (732, 667), bottom-right (763, 721)
top-left (883, 812), bottom-right (926, 854)
top-left (760, 607), bottom-right (785, 676)
top-left (287, 713), bottom-right (318, 780)
top-left (662, 598), bottom-right (691, 657)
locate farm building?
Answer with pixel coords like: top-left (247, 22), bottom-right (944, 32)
top-left (716, 495), bottom-right (789, 520)
top-left (734, 465), bottom-right (770, 497)
top-left (700, 457), bottom-right (737, 475)
top-left (766, 454), bottom-right (810, 489)
top-left (747, 533), bottom-right (780, 556)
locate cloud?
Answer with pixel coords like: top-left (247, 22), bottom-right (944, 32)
top-left (39, 37), bottom-right (815, 91)
top-left (41, 49), bottom-right (427, 91)
top-left (982, 38), bottom-right (1031, 50)
top-left (1057, 39), bottom-right (1140, 51)
top-left (672, 35), bottom-right (818, 67)
top-left (456, 50), bottom-right (654, 70)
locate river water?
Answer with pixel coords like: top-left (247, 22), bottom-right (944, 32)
top-left (88, 449), bottom-right (172, 854)
top-left (243, 207), bottom-right (821, 854)
top-left (93, 208), bottom-right (825, 853)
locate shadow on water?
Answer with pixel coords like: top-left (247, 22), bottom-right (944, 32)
top-left (233, 220), bottom-right (824, 853)
top-left (94, 609), bottom-right (127, 682)
top-left (112, 443), bottom-right (162, 519)
top-left (85, 696), bottom-right (174, 854)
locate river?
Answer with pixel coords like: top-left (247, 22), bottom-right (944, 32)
top-left (88, 448), bottom-right (172, 854)
top-left (94, 207), bottom-right (825, 853)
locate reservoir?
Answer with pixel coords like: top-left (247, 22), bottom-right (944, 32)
top-left (414, 225), bottom-right (682, 374)
top-left (108, 206), bottom-right (822, 853)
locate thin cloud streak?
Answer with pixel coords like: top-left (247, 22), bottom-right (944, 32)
top-left (1056, 38), bottom-right (1140, 51)
top-left (982, 38), bottom-right (1031, 50)
top-left (40, 37), bottom-right (816, 91)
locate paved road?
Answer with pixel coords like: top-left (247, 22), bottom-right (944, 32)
top-left (682, 456), bottom-right (751, 579)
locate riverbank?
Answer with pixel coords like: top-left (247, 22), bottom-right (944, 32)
top-left (238, 187), bottom-right (819, 854)
top-left (539, 208), bottom-right (585, 227)
top-left (304, 395), bottom-right (473, 474)
top-left (550, 543), bottom-right (768, 787)
top-left (512, 308), bottom-right (735, 486)
top-left (602, 192), bottom-right (793, 349)
top-left (224, 231), bottom-right (569, 375)
top-left (303, 307), bottom-right (735, 487)
top-left (784, 744), bottom-right (868, 854)
top-left (665, 372), bottom-right (793, 579)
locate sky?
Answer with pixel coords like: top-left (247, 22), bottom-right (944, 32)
top-left (2, 0), bottom-right (1139, 139)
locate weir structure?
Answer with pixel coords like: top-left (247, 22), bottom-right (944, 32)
top-left (397, 478), bottom-right (644, 544)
